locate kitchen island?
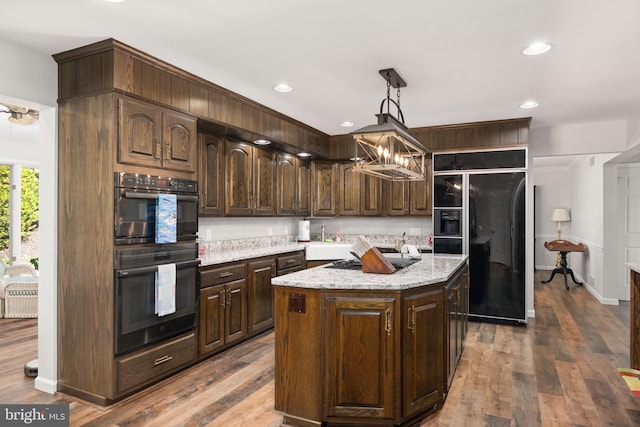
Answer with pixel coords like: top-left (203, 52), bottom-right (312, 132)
top-left (272, 254), bottom-right (469, 427)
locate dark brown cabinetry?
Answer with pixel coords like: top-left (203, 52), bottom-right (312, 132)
top-left (324, 295), bottom-right (397, 421)
top-left (116, 332), bottom-right (196, 395)
top-left (198, 132), bottom-right (225, 215)
top-left (198, 263), bottom-right (247, 357)
top-left (275, 262), bottom-right (469, 427)
top-left (225, 140), bottom-right (276, 216)
top-left (277, 154), bottom-right (311, 216)
top-left (118, 97), bottom-right (197, 173)
top-left (254, 147), bottom-right (277, 215)
top-left (225, 139), bottom-right (254, 215)
top-left (409, 159), bottom-right (432, 216)
top-left (198, 250), bottom-right (303, 360)
top-left (381, 159), bottom-right (432, 217)
top-left (276, 251), bottom-right (306, 276)
top-left (445, 267), bottom-right (468, 389)
top-left (311, 162), bottom-right (338, 216)
top-left (402, 287), bottom-right (444, 416)
top-left (337, 164), bottom-right (382, 216)
top-left (247, 257), bottom-right (277, 334)
top-left (383, 180), bottom-right (410, 216)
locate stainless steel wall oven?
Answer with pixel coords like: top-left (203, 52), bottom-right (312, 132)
top-left (114, 172), bottom-right (198, 245)
top-left (114, 243), bottom-right (199, 356)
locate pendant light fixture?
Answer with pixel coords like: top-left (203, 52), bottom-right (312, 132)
top-left (0, 104), bottom-right (39, 125)
top-left (351, 68), bottom-right (428, 181)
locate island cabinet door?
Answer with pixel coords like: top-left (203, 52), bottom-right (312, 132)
top-left (323, 295), bottom-right (398, 422)
top-left (402, 288), bottom-right (444, 417)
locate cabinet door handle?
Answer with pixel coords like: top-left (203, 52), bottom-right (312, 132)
top-left (219, 272), bottom-right (234, 278)
top-left (385, 307), bottom-right (392, 336)
top-left (154, 140), bottom-right (162, 159)
top-left (164, 142), bottom-right (171, 161)
top-left (227, 289), bottom-right (232, 308)
top-left (154, 355), bottom-right (173, 366)
top-left (407, 307), bottom-right (415, 332)
top-left (220, 290), bottom-right (226, 308)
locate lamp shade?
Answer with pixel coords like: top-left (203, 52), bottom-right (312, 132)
top-left (551, 208), bottom-right (571, 222)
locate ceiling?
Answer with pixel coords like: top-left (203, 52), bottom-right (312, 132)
top-left (1, 0), bottom-right (640, 137)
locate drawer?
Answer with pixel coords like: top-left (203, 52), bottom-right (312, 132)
top-left (117, 332), bottom-right (195, 394)
top-left (276, 252), bottom-right (304, 273)
top-left (200, 263), bottom-right (246, 288)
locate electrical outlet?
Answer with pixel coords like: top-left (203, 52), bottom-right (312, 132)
top-left (267, 227), bottom-right (273, 236)
top-left (409, 227), bottom-right (421, 236)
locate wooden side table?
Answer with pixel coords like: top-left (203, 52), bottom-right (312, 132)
top-left (542, 240), bottom-right (587, 290)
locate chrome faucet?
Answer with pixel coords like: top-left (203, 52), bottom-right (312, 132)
top-left (321, 222), bottom-right (325, 242)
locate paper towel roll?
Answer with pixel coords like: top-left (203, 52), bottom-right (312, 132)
top-left (298, 220), bottom-right (310, 242)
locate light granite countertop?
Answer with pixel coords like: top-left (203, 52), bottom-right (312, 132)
top-left (199, 244), bottom-right (306, 266)
top-left (272, 253), bottom-right (468, 290)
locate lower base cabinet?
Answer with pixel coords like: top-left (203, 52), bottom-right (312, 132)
top-left (198, 250), bottom-right (304, 359)
top-left (117, 332), bottom-right (196, 395)
top-left (324, 295), bottom-right (397, 421)
top-left (275, 263), bottom-right (468, 427)
top-left (247, 257), bottom-right (276, 334)
top-left (403, 287), bottom-right (444, 417)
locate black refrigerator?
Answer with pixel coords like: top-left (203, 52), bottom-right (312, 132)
top-left (432, 149), bottom-right (527, 325)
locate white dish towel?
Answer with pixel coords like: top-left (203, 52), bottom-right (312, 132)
top-left (156, 263), bottom-right (176, 317)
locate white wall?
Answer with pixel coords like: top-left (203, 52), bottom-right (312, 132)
top-left (529, 119), bottom-right (627, 157)
top-left (568, 154), bottom-right (619, 301)
top-left (0, 37), bottom-right (58, 394)
top-left (533, 163), bottom-right (572, 269)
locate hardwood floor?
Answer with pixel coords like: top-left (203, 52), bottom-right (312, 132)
top-left (1, 270), bottom-right (639, 426)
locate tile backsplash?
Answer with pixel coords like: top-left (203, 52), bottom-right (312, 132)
top-left (198, 216), bottom-right (433, 251)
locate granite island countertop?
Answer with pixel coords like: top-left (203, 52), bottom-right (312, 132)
top-left (272, 253), bottom-right (468, 290)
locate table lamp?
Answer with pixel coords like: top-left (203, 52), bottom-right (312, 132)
top-left (551, 207), bottom-right (571, 241)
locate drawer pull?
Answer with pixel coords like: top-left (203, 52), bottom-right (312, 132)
top-left (219, 272), bottom-right (234, 278)
top-left (154, 355), bottom-right (174, 366)
top-left (287, 259), bottom-right (296, 264)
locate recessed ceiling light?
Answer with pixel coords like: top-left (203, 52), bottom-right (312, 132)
top-left (104, 0), bottom-right (126, 3)
top-left (520, 100), bottom-right (539, 109)
top-left (340, 121), bottom-right (354, 127)
top-left (273, 84), bottom-right (293, 93)
top-left (522, 42), bottom-right (552, 56)
top-left (297, 152), bottom-right (311, 158)
top-left (254, 139), bottom-right (271, 145)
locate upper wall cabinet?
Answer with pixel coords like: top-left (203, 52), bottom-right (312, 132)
top-left (199, 132), bottom-right (225, 216)
top-left (409, 159), bottom-right (432, 216)
top-left (338, 163), bottom-right (381, 216)
top-left (276, 153), bottom-right (311, 217)
top-left (224, 139), bottom-right (276, 216)
top-left (311, 162), bottom-right (338, 217)
top-left (118, 97), bottom-right (197, 173)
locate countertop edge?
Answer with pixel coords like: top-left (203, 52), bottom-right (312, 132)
top-left (199, 244), bottom-right (306, 266)
top-left (272, 254), bottom-right (468, 290)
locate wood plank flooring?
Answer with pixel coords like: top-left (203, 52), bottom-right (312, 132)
top-left (1, 270), bottom-right (639, 426)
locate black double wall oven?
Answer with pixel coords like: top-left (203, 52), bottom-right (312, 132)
top-left (114, 173), bottom-right (200, 356)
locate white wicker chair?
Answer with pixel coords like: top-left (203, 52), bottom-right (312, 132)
top-left (5, 263), bottom-right (38, 278)
top-left (1, 263), bottom-right (39, 318)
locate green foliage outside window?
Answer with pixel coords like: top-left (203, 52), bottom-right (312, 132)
top-left (0, 165), bottom-right (40, 251)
